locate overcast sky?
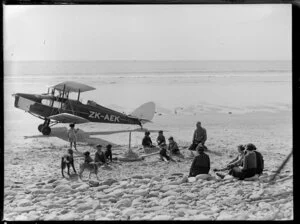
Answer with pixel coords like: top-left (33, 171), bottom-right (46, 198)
top-left (4, 4), bottom-right (291, 61)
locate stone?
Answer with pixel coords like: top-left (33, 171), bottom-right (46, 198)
top-left (122, 207), bottom-right (136, 217)
top-left (55, 184), bottom-right (72, 192)
top-left (18, 199), bottom-right (33, 207)
top-left (43, 212), bottom-right (58, 220)
top-left (75, 202), bottom-right (94, 213)
top-left (143, 174), bottom-right (155, 179)
top-left (163, 190), bottom-right (177, 197)
top-left (31, 189), bottom-right (53, 194)
top-left (76, 183), bottom-right (90, 191)
top-left (47, 179), bottom-right (57, 184)
top-left (195, 174), bottom-right (210, 180)
top-left (15, 214), bottom-right (29, 221)
top-left (133, 189), bottom-right (148, 196)
top-left (180, 176), bottom-right (188, 184)
top-left (89, 180), bottom-right (100, 187)
top-left (101, 179), bottom-right (117, 186)
top-left (188, 177), bottom-right (196, 182)
top-left (217, 213), bottom-right (234, 220)
top-left (192, 214), bottom-right (211, 220)
top-left (183, 192), bottom-right (197, 200)
top-left (107, 189), bottom-right (124, 197)
top-left (151, 176), bottom-right (161, 181)
top-left (244, 175), bottom-right (259, 181)
top-left (96, 185), bottom-right (110, 191)
top-left (131, 175), bottom-right (143, 179)
top-left (152, 215), bottom-right (172, 220)
top-left (236, 189), bottom-right (244, 195)
top-left (57, 212), bottom-right (79, 220)
top-left (115, 199), bottom-right (132, 208)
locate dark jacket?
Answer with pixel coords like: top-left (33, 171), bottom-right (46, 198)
top-left (254, 151), bottom-right (264, 175)
top-left (193, 128), bottom-right (207, 144)
top-left (189, 152), bottom-right (210, 177)
top-left (242, 151), bottom-right (257, 171)
top-left (142, 136), bottom-right (152, 147)
top-left (168, 142), bottom-right (179, 154)
top-left (95, 151), bottom-right (107, 164)
top-left (157, 135), bottom-right (166, 146)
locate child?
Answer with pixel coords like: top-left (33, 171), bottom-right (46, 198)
top-left (156, 130), bottom-right (166, 147)
top-left (168, 136), bottom-right (184, 160)
top-left (68, 123), bottom-right (79, 151)
top-left (142, 131), bottom-right (154, 148)
top-left (159, 144), bottom-right (175, 163)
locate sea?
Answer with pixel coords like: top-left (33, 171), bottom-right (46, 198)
top-left (4, 60), bottom-right (292, 114)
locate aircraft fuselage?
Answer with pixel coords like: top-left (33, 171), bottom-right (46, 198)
top-left (13, 93), bottom-right (142, 126)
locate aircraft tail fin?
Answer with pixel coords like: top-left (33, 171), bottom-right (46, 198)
top-left (130, 102), bottom-right (156, 124)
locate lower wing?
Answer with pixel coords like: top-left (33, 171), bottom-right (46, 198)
top-left (49, 113), bottom-right (89, 124)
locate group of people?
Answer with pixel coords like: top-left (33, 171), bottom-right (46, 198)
top-left (188, 142), bottom-right (264, 180)
top-left (142, 130), bottom-right (184, 162)
top-left (67, 121), bottom-right (264, 181)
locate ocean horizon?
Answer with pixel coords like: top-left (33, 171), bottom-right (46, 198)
top-left (4, 60), bottom-right (291, 77)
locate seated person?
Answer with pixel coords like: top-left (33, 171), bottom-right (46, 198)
top-left (253, 146), bottom-right (264, 175)
top-left (156, 130), bottom-right (166, 147)
top-left (159, 144), bottom-right (175, 162)
top-left (189, 121), bottom-right (207, 156)
top-left (229, 143), bottom-right (257, 180)
top-left (214, 145), bottom-right (245, 172)
top-left (189, 144), bottom-right (210, 177)
top-left (94, 144), bottom-right (107, 166)
top-left (168, 137), bottom-right (184, 159)
top-left (79, 151), bottom-right (95, 178)
top-left (142, 131), bottom-right (154, 148)
top-left (105, 144), bottom-right (113, 163)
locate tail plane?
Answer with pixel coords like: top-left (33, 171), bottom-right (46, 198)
top-left (130, 102), bottom-right (156, 124)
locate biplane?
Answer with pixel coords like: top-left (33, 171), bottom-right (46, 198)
top-left (13, 81), bottom-right (156, 135)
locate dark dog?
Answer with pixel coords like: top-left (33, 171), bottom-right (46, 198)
top-left (78, 151), bottom-right (100, 180)
top-left (61, 149), bottom-right (77, 177)
top-left (78, 162), bottom-right (99, 180)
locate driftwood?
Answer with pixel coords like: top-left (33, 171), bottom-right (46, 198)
top-left (269, 150), bottom-right (293, 183)
top-left (248, 190), bottom-right (293, 203)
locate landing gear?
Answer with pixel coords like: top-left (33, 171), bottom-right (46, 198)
top-left (38, 124), bottom-right (44, 132)
top-left (38, 119), bottom-right (51, 135)
top-left (42, 126), bottom-right (51, 135)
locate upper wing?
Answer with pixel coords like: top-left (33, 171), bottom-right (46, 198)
top-left (48, 113), bottom-right (89, 124)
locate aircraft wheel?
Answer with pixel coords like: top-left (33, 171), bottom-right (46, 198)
top-left (42, 126), bottom-right (51, 135)
top-left (38, 124), bottom-right (44, 132)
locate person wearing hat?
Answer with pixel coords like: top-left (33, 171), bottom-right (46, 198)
top-left (188, 143), bottom-right (210, 177)
top-left (142, 131), bottom-right (154, 148)
top-left (188, 121), bottom-right (207, 157)
top-left (105, 144), bottom-right (113, 163)
top-left (94, 144), bottom-right (107, 166)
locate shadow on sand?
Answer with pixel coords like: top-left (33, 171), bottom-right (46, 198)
top-left (24, 127), bottom-right (162, 147)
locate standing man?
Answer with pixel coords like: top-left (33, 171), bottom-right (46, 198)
top-left (189, 121), bottom-right (207, 156)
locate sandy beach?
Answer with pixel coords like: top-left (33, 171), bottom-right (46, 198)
top-left (3, 61), bottom-right (293, 220)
